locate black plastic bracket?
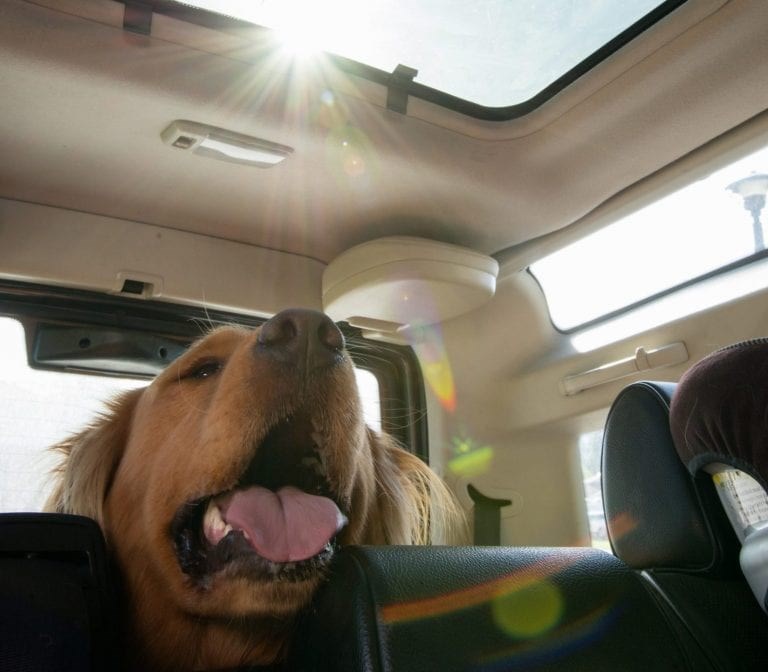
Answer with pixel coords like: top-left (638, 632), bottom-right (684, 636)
top-left (467, 484), bottom-right (512, 546)
top-left (386, 64), bottom-right (418, 115)
top-left (123, 1), bottom-right (153, 35)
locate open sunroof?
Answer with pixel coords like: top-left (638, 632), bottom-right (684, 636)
top-left (169, 0), bottom-right (687, 118)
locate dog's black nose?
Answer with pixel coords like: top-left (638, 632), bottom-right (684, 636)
top-left (256, 309), bottom-right (345, 370)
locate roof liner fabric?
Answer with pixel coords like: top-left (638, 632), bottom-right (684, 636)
top-left (670, 339), bottom-right (768, 489)
top-left (2, 0), bottom-right (768, 266)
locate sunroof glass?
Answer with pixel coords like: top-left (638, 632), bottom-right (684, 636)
top-left (175, 0), bottom-right (676, 108)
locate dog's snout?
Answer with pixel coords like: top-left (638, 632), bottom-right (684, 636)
top-left (256, 309), bottom-right (345, 370)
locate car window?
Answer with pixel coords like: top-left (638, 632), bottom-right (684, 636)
top-left (530, 142), bottom-right (768, 336)
top-left (579, 430), bottom-right (610, 551)
top-left (0, 316), bottom-right (381, 513)
top-left (355, 368), bottom-right (381, 432)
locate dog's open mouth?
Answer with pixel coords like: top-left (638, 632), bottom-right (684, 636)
top-left (171, 410), bottom-right (348, 585)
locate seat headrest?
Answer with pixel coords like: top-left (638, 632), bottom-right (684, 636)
top-left (669, 338), bottom-right (768, 490)
top-left (602, 381), bottom-right (736, 572)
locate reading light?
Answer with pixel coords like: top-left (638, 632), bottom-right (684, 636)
top-left (161, 120), bottom-right (293, 167)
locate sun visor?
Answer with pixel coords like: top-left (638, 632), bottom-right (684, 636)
top-left (322, 237), bottom-right (498, 340)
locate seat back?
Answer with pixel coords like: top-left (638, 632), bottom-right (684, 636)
top-left (603, 381), bottom-right (768, 671)
top-left (0, 513), bottom-right (118, 672)
top-left (291, 545), bottom-right (712, 672)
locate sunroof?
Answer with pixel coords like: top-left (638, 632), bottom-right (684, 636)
top-left (174, 0), bottom-right (682, 111)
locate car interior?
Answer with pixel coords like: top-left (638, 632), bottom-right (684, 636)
top-left (2, 0), bottom-right (768, 670)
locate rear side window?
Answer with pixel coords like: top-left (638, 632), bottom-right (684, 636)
top-left (578, 430), bottom-right (610, 551)
top-left (0, 316), bottom-right (383, 513)
top-left (531, 141), bottom-right (768, 335)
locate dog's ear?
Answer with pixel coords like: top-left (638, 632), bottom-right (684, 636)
top-left (46, 388), bottom-right (143, 526)
top-left (365, 428), bottom-right (466, 545)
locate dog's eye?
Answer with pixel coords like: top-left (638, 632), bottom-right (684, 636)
top-left (184, 360), bottom-right (222, 380)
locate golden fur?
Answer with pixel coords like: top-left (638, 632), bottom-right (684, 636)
top-left (47, 320), bottom-right (462, 671)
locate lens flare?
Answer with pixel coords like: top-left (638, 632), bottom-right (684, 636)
top-left (380, 557), bottom-right (622, 670)
top-left (405, 322), bottom-right (457, 413)
top-left (381, 558), bottom-right (571, 625)
top-left (607, 511), bottom-right (637, 542)
top-left (479, 602), bottom-right (620, 671)
top-left (491, 578), bottom-right (563, 638)
top-left (325, 124), bottom-right (374, 179)
top-left (448, 436), bottom-right (494, 477)
top-left (315, 89), bottom-right (345, 129)
top-left (420, 357), bottom-right (456, 412)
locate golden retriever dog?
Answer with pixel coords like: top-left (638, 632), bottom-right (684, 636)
top-left (47, 309), bottom-right (462, 671)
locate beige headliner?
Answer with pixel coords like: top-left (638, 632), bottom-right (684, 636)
top-left (2, 0), bottom-right (768, 266)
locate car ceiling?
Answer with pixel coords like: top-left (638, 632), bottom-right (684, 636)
top-left (2, 0), bottom-right (768, 267)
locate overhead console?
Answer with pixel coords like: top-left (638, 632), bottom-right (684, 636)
top-left (322, 236), bottom-right (499, 341)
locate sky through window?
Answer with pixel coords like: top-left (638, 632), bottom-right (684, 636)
top-left (177, 0), bottom-right (669, 107)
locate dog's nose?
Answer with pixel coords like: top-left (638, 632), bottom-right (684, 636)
top-left (256, 309), bottom-right (345, 370)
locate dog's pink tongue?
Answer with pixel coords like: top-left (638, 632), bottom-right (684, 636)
top-left (220, 486), bottom-right (346, 563)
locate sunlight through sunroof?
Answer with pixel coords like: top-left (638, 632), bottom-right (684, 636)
top-left (175, 0), bottom-right (674, 107)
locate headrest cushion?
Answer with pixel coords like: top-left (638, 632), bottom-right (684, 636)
top-left (602, 382), bottom-right (716, 570)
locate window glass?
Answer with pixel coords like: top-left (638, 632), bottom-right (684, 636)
top-left (578, 430), bottom-right (610, 552)
top-left (531, 143), bottom-right (768, 332)
top-left (0, 317), bottom-right (382, 512)
top-left (355, 368), bottom-right (381, 432)
top-left (178, 0), bottom-right (669, 107)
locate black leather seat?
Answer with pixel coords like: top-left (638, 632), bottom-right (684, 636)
top-left (0, 513), bottom-right (118, 672)
top-left (602, 381), bottom-right (768, 671)
top-left (291, 544), bottom-right (713, 671)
